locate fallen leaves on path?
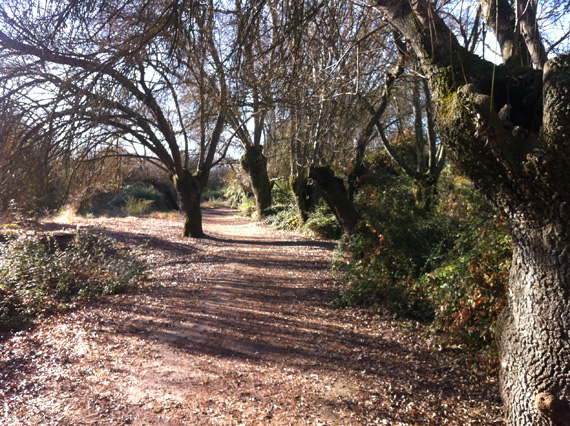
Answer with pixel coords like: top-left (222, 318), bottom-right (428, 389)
top-left (1, 208), bottom-right (504, 425)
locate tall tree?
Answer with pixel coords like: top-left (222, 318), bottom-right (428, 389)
top-left (373, 0), bottom-right (570, 424)
top-left (0, 0), bottom-right (232, 237)
top-left (226, 0), bottom-right (278, 219)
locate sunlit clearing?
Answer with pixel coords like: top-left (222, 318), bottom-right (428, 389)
top-left (52, 205), bottom-right (80, 223)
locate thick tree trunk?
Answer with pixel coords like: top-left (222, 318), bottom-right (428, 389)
top-left (290, 173), bottom-right (315, 226)
top-left (309, 165), bottom-right (360, 237)
top-left (495, 55), bottom-right (570, 426)
top-left (173, 170), bottom-right (207, 238)
top-left (241, 145), bottom-right (272, 218)
top-left (374, 1), bottom-right (570, 422)
top-left (498, 222), bottom-right (570, 426)
top-left (430, 55), bottom-right (570, 426)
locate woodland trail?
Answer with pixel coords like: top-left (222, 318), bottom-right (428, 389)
top-left (1, 208), bottom-right (503, 425)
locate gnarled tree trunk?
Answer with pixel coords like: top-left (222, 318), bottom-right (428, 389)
top-left (290, 173), bottom-right (315, 226)
top-left (374, 0), bottom-right (570, 422)
top-left (309, 165), bottom-right (360, 237)
top-left (433, 56), bottom-right (570, 426)
top-left (173, 170), bottom-right (208, 238)
top-left (241, 145), bottom-right (272, 218)
top-left (495, 55), bottom-right (570, 426)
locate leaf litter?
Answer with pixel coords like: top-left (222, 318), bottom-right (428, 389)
top-left (1, 208), bottom-right (504, 425)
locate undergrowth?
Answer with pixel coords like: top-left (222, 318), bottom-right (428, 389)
top-left (333, 162), bottom-right (511, 349)
top-left (0, 230), bottom-right (145, 329)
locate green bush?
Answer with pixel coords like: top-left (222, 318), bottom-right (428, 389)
top-left (123, 196), bottom-right (155, 216)
top-left (302, 202), bottom-right (341, 239)
top-left (237, 195), bottom-right (257, 217)
top-left (82, 184), bottom-right (167, 216)
top-left (332, 156), bottom-right (449, 322)
top-left (263, 202), bottom-right (300, 230)
top-left (202, 189), bottom-right (226, 202)
top-left (332, 216), bottom-right (438, 322)
top-left (0, 230), bottom-right (145, 329)
top-left (333, 157), bottom-right (511, 348)
top-left (421, 218), bottom-right (511, 347)
top-left (112, 185), bottom-right (165, 210)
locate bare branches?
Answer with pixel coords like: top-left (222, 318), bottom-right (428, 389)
top-left (0, 0), bottom-right (235, 184)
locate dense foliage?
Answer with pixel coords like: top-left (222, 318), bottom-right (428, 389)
top-left (229, 153), bottom-right (511, 349)
top-left (333, 160), bottom-right (511, 348)
top-left (0, 230), bottom-right (145, 329)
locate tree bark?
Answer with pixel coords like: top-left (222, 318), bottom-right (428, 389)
top-left (173, 170), bottom-right (207, 238)
top-left (290, 173), bottom-right (315, 226)
top-left (429, 43), bottom-right (570, 426)
top-left (309, 165), bottom-right (360, 237)
top-left (495, 54), bottom-right (570, 426)
top-left (374, 0), bottom-right (570, 423)
top-left (498, 222), bottom-right (570, 426)
top-left (241, 145), bottom-right (272, 219)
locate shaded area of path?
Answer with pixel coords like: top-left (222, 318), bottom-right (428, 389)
top-left (1, 208), bottom-right (504, 425)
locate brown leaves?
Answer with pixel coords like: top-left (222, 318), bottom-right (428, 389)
top-left (1, 210), bottom-right (504, 425)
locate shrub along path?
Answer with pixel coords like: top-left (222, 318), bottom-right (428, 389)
top-left (1, 208), bottom-right (503, 425)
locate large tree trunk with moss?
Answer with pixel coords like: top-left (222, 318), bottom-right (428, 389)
top-left (309, 165), bottom-right (360, 237)
top-left (241, 145), bottom-right (272, 218)
top-left (375, 0), bottom-right (570, 423)
top-left (290, 173), bottom-right (315, 225)
top-left (431, 54), bottom-right (570, 426)
top-left (173, 170), bottom-right (208, 238)
top-left (493, 56), bottom-right (570, 426)
top-left (433, 56), bottom-right (570, 426)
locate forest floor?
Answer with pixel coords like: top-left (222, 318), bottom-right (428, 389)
top-left (1, 207), bottom-right (504, 425)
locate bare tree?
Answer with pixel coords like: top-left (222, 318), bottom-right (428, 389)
top-left (376, 70), bottom-right (446, 212)
top-left (0, 99), bottom-right (58, 213)
top-left (266, 1), bottom-right (398, 234)
top-left (0, 0), bottom-right (233, 237)
top-left (225, 0), bottom-right (278, 218)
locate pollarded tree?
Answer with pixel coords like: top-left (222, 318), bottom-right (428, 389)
top-left (225, 0), bottom-right (281, 219)
top-left (270, 1), bottom-right (399, 235)
top-left (373, 0), bottom-right (570, 423)
top-left (0, 0), bottom-right (232, 237)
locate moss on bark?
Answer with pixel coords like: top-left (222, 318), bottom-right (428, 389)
top-left (241, 145), bottom-right (272, 218)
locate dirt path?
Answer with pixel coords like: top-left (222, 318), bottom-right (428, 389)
top-left (1, 208), bottom-right (503, 425)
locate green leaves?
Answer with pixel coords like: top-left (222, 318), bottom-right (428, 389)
top-left (0, 230), bottom-right (145, 329)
